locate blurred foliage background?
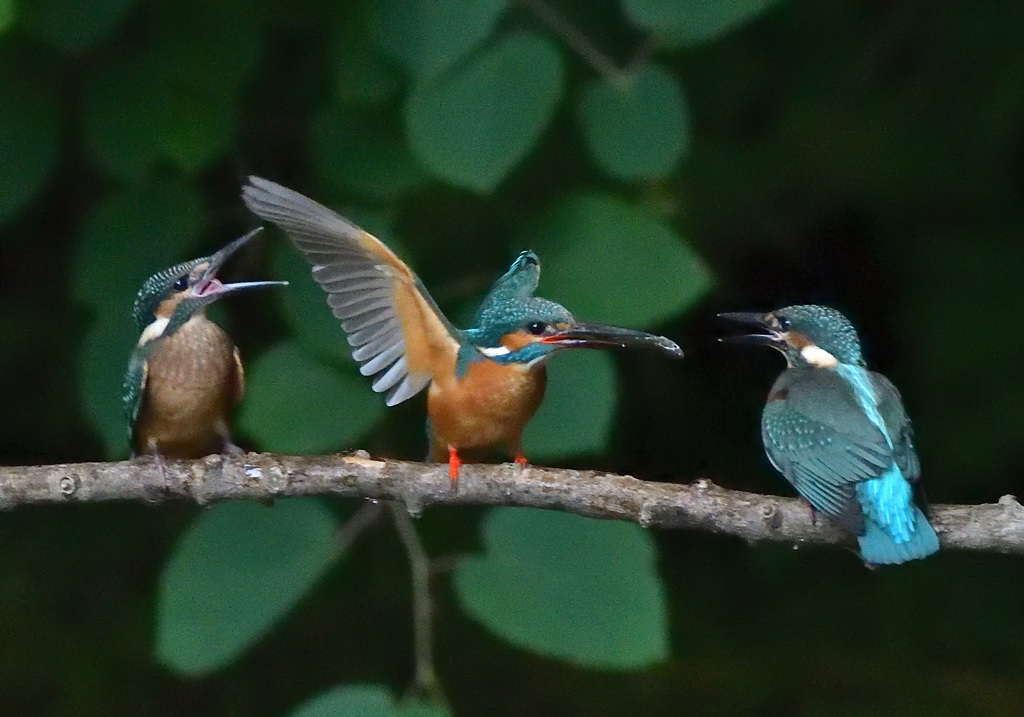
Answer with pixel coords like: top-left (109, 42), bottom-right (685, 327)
top-left (2, 0), bottom-right (1024, 714)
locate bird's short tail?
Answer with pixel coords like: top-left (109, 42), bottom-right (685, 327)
top-left (857, 506), bottom-right (939, 565)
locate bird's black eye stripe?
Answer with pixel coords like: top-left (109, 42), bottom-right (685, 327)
top-left (173, 276), bottom-right (188, 291)
top-left (527, 321), bottom-right (547, 335)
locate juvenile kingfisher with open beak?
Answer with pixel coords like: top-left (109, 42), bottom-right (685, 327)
top-left (124, 228), bottom-right (287, 459)
top-left (242, 177), bottom-right (683, 483)
top-left (721, 304), bottom-right (939, 565)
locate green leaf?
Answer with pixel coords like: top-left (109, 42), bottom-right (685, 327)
top-left (81, 59), bottom-right (170, 180)
top-left (0, 52), bottom-right (62, 223)
top-left (373, 0), bottom-right (509, 81)
top-left (235, 342), bottom-right (386, 454)
top-left (147, 0), bottom-right (263, 95)
top-left (578, 65), bottom-right (690, 180)
top-left (528, 193), bottom-right (713, 327)
top-left (73, 180), bottom-right (204, 457)
top-left (79, 317), bottom-right (138, 460)
top-left (332, 25), bottom-right (402, 106)
top-left (155, 499), bottom-right (340, 675)
top-left (405, 33), bottom-right (564, 193)
top-left (21, 0), bottom-right (135, 52)
top-left (291, 685), bottom-right (450, 717)
top-left (453, 508), bottom-right (669, 668)
top-left (160, 91), bottom-right (236, 173)
top-left (312, 104), bottom-right (429, 201)
top-left (72, 180), bottom-right (204, 308)
top-left (82, 2), bottom-right (257, 180)
top-left (0, 0), bottom-right (16, 35)
top-left (622, 0), bottom-right (778, 46)
top-left (523, 351), bottom-right (617, 459)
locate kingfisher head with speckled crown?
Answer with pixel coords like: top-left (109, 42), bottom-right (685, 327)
top-left (132, 228), bottom-right (284, 343)
top-left (457, 250), bottom-right (676, 373)
top-left (241, 177), bottom-right (683, 485)
top-left (719, 304), bottom-right (865, 369)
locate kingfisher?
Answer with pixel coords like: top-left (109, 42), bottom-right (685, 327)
top-left (720, 304), bottom-right (939, 565)
top-left (241, 176), bottom-right (683, 483)
top-left (124, 228), bottom-right (287, 459)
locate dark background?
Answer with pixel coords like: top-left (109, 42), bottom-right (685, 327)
top-left (2, 0), bottom-right (1024, 714)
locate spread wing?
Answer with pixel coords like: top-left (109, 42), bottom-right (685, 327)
top-left (123, 349), bottom-right (149, 449)
top-left (242, 176), bottom-right (460, 406)
top-left (870, 372), bottom-right (920, 482)
top-left (761, 369), bottom-right (893, 533)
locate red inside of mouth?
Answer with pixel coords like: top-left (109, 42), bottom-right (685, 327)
top-left (195, 279), bottom-right (223, 296)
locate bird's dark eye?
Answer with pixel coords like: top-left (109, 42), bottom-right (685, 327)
top-left (777, 316), bottom-right (791, 330)
top-left (173, 276), bottom-right (188, 291)
top-left (527, 321), bottom-right (547, 335)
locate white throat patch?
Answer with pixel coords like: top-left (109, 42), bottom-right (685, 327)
top-left (480, 345), bottom-right (511, 357)
top-left (137, 317), bottom-right (169, 347)
top-left (800, 344), bottom-right (839, 368)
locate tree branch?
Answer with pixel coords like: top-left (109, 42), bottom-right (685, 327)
top-left (1, 453), bottom-right (1020, 556)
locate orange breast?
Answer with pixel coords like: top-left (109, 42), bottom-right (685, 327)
top-left (427, 356), bottom-right (547, 459)
top-left (134, 316), bottom-right (242, 458)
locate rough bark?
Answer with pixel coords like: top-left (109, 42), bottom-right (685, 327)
top-left (0, 452), bottom-right (1018, 555)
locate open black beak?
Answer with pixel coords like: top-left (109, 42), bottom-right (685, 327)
top-left (717, 311), bottom-right (780, 346)
top-left (194, 227), bottom-right (289, 299)
top-left (542, 323), bottom-right (683, 358)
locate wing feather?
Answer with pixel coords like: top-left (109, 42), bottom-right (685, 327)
top-left (242, 176), bottom-right (460, 406)
top-left (123, 351), bottom-right (150, 448)
top-left (870, 372), bottom-right (921, 482)
top-left (762, 369), bottom-right (896, 533)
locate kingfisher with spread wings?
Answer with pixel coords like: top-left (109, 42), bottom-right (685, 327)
top-left (242, 177), bottom-right (682, 484)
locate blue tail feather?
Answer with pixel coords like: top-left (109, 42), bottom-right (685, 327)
top-left (857, 506), bottom-right (939, 565)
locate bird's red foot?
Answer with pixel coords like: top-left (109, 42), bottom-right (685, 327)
top-left (805, 500), bottom-right (817, 526)
top-left (447, 446), bottom-right (461, 489)
top-left (514, 452), bottom-right (529, 469)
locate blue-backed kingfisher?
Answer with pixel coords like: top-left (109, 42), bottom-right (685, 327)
top-left (721, 304), bottom-right (939, 565)
top-left (241, 176), bottom-right (683, 483)
top-left (124, 229), bottom-right (287, 458)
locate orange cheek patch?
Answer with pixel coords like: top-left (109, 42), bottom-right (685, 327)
top-left (783, 331), bottom-right (813, 349)
top-left (155, 298), bottom-right (180, 318)
top-left (500, 331), bottom-right (541, 352)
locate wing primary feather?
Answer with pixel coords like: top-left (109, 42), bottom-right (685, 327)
top-left (339, 309), bottom-right (391, 333)
top-left (348, 322), bottom-right (399, 347)
top-left (326, 294), bottom-right (394, 316)
top-left (323, 288), bottom-right (395, 309)
top-left (355, 341), bottom-right (404, 373)
top-left (386, 375), bottom-right (429, 407)
top-left (242, 176), bottom-right (461, 406)
top-left (372, 356), bottom-right (408, 392)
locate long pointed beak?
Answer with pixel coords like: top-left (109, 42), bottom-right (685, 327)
top-left (542, 323), bottom-right (683, 358)
top-left (196, 279), bottom-right (290, 299)
top-left (204, 227), bottom-right (265, 279)
top-left (717, 311), bottom-right (778, 345)
top-left (192, 227), bottom-right (288, 299)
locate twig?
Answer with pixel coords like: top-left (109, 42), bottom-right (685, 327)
top-left (332, 499), bottom-right (383, 555)
top-left (520, 0), bottom-right (659, 87)
top-left (520, 0), bottom-right (625, 83)
top-left (389, 503), bottom-right (443, 701)
top-left (2, 453), bottom-right (1022, 556)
